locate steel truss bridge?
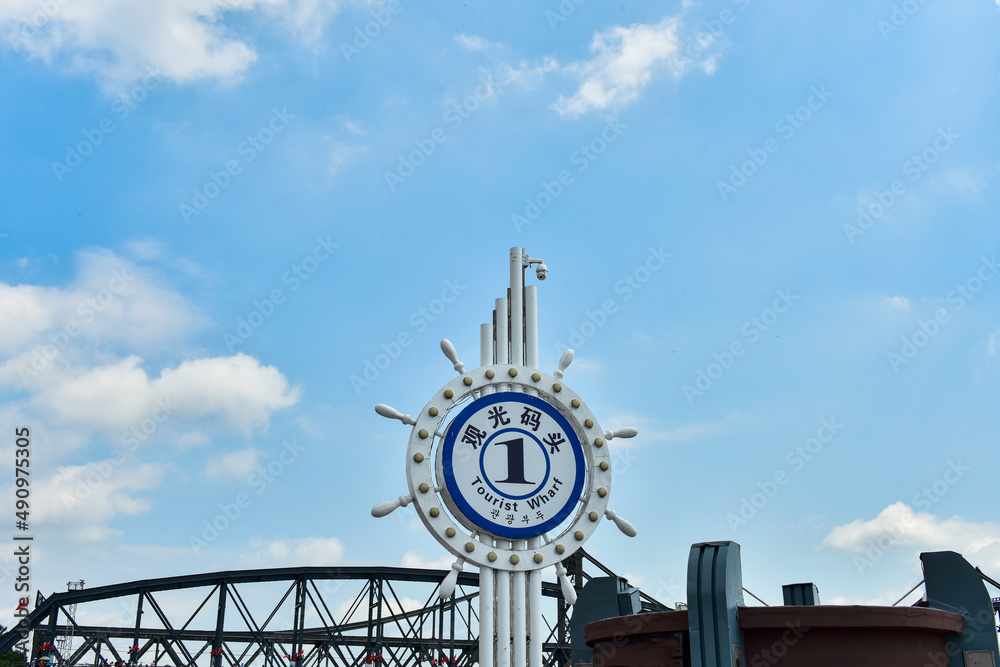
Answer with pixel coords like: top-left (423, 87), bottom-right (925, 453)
top-left (0, 551), bottom-right (665, 667)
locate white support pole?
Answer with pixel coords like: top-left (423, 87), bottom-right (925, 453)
top-left (511, 244), bottom-right (532, 662)
top-left (479, 322), bottom-right (496, 667)
top-left (496, 298), bottom-right (509, 388)
top-left (512, 564), bottom-right (527, 667)
top-left (524, 286), bottom-right (538, 370)
top-left (496, 544), bottom-right (511, 667)
top-left (480, 252), bottom-right (544, 667)
top-left (481, 322), bottom-right (494, 396)
top-left (524, 282), bottom-right (543, 667)
top-left (527, 545), bottom-right (543, 667)
top-left (509, 248), bottom-right (524, 366)
top-left (494, 300), bottom-right (511, 666)
top-left (480, 560), bottom-right (495, 667)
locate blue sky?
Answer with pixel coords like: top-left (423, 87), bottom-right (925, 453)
top-left (1, 0), bottom-right (1000, 628)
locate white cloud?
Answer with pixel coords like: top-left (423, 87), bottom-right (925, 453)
top-left (327, 142), bottom-right (367, 177)
top-left (0, 244), bottom-right (303, 561)
top-left (455, 33), bottom-right (501, 54)
top-left (939, 167), bottom-right (986, 199)
top-left (122, 238), bottom-right (167, 262)
top-left (471, 17), bottom-right (717, 112)
top-left (206, 447), bottom-right (262, 479)
top-left (621, 572), bottom-right (644, 587)
top-left (497, 57), bottom-right (561, 92)
top-left (335, 116), bottom-right (366, 136)
top-left (159, 354), bottom-right (301, 431)
top-left (177, 430), bottom-right (212, 448)
top-left (987, 330), bottom-right (1000, 359)
top-left (21, 353), bottom-right (299, 434)
top-left (332, 593), bottom-right (422, 627)
top-left (28, 460), bottom-right (169, 541)
top-left (238, 536), bottom-right (345, 567)
top-left (0, 247), bottom-right (201, 358)
top-left (0, 0), bottom-right (345, 89)
top-left (822, 502), bottom-right (1000, 571)
top-left (603, 412), bottom-right (738, 445)
top-left (882, 296), bottom-right (911, 310)
top-left (401, 551), bottom-right (455, 570)
top-left (569, 357), bottom-right (601, 371)
top-left (552, 16), bottom-right (717, 117)
top-left (0, 247), bottom-right (299, 437)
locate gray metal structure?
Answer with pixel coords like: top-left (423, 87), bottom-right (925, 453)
top-left (0, 552), bottom-right (664, 667)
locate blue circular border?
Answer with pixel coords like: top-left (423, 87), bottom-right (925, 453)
top-left (442, 391), bottom-right (586, 539)
top-left (479, 427), bottom-right (550, 501)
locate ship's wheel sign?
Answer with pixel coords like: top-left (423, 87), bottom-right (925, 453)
top-left (440, 392), bottom-right (586, 540)
top-left (371, 248), bottom-right (640, 666)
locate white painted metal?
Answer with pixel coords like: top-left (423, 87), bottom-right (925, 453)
top-left (481, 323), bottom-right (493, 366)
top-left (554, 348), bottom-right (573, 379)
top-left (525, 284), bottom-right (543, 667)
top-left (479, 320), bottom-right (496, 667)
top-left (527, 537), bottom-right (543, 667)
top-left (555, 562), bottom-right (577, 605)
top-left (605, 508), bottom-right (638, 537)
top-left (405, 364), bottom-right (612, 570)
top-left (525, 286), bottom-right (538, 370)
top-left (480, 563), bottom-right (495, 667)
top-left (495, 296), bottom-right (512, 667)
top-left (373, 248), bottom-right (641, 667)
top-left (374, 404), bottom-right (416, 425)
top-left (370, 494), bottom-right (412, 518)
top-left (510, 247), bottom-right (524, 366)
top-left (496, 549), bottom-right (511, 667)
top-left (439, 557), bottom-right (465, 600)
top-left (495, 298), bottom-right (508, 388)
top-left (481, 322), bottom-right (494, 398)
top-left (440, 338), bottom-right (465, 373)
top-left (512, 563), bottom-right (526, 667)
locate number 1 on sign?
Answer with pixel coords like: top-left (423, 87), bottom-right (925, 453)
top-left (495, 438), bottom-right (534, 485)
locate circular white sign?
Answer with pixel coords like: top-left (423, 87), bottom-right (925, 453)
top-left (440, 392), bottom-right (585, 539)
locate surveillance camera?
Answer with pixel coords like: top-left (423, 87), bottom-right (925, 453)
top-left (536, 263), bottom-right (548, 280)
